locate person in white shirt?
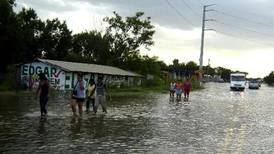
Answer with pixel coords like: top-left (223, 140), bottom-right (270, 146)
top-left (71, 73), bottom-right (86, 116)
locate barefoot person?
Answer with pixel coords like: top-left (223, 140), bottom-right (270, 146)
top-left (36, 73), bottom-right (49, 117)
top-left (94, 76), bottom-right (107, 113)
top-left (71, 73), bottom-right (86, 116)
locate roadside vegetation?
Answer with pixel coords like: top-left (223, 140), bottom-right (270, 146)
top-left (264, 72), bottom-right (274, 86)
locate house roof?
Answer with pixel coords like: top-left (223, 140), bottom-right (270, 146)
top-left (37, 59), bottom-right (141, 77)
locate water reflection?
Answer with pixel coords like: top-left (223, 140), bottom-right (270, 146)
top-left (37, 117), bottom-right (47, 134)
top-left (1, 83), bottom-right (274, 153)
top-left (70, 116), bottom-right (82, 134)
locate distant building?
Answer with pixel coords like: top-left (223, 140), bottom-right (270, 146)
top-left (18, 59), bottom-right (142, 90)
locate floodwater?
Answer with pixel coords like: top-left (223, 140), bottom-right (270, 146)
top-left (1, 83), bottom-right (274, 153)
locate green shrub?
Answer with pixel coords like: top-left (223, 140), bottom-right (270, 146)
top-left (142, 76), bottom-right (164, 87)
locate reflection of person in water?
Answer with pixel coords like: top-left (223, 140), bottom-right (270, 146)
top-left (37, 118), bottom-right (47, 134)
top-left (183, 107), bottom-right (191, 119)
top-left (70, 116), bottom-right (82, 134)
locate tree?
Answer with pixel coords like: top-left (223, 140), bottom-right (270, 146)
top-left (170, 59), bottom-right (180, 76)
top-left (215, 67), bottom-right (232, 82)
top-left (0, 0), bottom-right (18, 76)
top-left (264, 71), bottom-right (274, 85)
top-left (203, 63), bottom-right (215, 76)
top-left (185, 61), bottom-right (198, 76)
top-left (104, 11), bottom-right (155, 66)
top-left (39, 18), bottom-right (72, 60)
top-left (16, 8), bottom-right (44, 61)
top-left (157, 60), bottom-right (169, 71)
top-left (141, 56), bottom-right (161, 76)
top-left (71, 31), bottom-right (110, 64)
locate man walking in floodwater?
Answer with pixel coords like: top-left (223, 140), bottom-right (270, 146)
top-left (71, 73), bottom-right (86, 116)
top-left (36, 73), bottom-right (49, 117)
top-left (183, 78), bottom-right (192, 101)
top-left (94, 76), bottom-right (107, 113)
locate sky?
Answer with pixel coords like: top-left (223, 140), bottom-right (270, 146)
top-left (15, 0), bottom-right (274, 78)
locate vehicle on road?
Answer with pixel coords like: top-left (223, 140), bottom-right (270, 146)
top-left (249, 79), bottom-right (260, 89)
top-left (230, 73), bottom-right (246, 91)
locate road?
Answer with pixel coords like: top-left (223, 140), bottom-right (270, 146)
top-left (1, 83), bottom-right (274, 153)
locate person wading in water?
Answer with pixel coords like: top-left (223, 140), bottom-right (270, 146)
top-left (70, 73), bottom-right (86, 116)
top-left (183, 78), bottom-right (192, 102)
top-left (94, 76), bottom-right (108, 113)
top-left (36, 73), bottom-right (49, 117)
top-left (86, 79), bottom-right (95, 112)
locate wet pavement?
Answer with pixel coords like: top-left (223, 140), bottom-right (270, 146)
top-left (1, 83), bottom-right (274, 153)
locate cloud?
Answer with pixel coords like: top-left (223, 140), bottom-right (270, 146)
top-left (15, 0), bottom-right (274, 77)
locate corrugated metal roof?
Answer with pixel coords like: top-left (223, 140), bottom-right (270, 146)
top-left (37, 59), bottom-right (141, 77)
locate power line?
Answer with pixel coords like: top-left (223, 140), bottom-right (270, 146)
top-left (197, 0), bottom-right (204, 5)
top-left (215, 10), bottom-right (274, 28)
top-left (190, 0), bottom-right (204, 7)
top-left (215, 30), bottom-right (274, 48)
top-left (216, 3), bottom-right (270, 19)
top-left (215, 21), bottom-right (274, 38)
top-left (165, 0), bottom-right (195, 27)
top-left (180, 0), bottom-right (202, 17)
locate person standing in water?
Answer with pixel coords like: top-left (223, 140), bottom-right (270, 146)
top-left (86, 79), bottom-right (95, 112)
top-left (175, 80), bottom-right (183, 101)
top-left (71, 73), bottom-right (86, 116)
top-left (94, 76), bottom-right (107, 113)
top-left (183, 78), bottom-right (192, 101)
top-left (169, 81), bottom-right (175, 98)
top-left (36, 73), bottom-right (49, 117)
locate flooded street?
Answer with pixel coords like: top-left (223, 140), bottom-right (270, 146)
top-left (1, 83), bottom-right (274, 153)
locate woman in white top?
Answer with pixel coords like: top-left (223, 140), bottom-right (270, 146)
top-left (71, 73), bottom-right (86, 116)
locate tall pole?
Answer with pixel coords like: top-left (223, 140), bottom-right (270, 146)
top-left (199, 4), bottom-right (215, 79)
top-left (199, 5), bottom-right (206, 72)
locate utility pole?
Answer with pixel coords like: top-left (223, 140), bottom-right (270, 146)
top-left (206, 58), bottom-right (210, 75)
top-left (199, 4), bottom-right (216, 75)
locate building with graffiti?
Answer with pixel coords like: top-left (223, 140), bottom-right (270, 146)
top-left (19, 59), bottom-right (142, 90)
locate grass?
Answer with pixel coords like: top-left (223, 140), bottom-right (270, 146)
top-left (0, 78), bottom-right (204, 98)
top-left (108, 80), bottom-right (204, 97)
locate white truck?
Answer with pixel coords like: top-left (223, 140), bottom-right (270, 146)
top-left (230, 73), bottom-right (246, 91)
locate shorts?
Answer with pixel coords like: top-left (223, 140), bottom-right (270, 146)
top-left (72, 96), bottom-right (85, 103)
top-left (176, 89), bottom-right (182, 95)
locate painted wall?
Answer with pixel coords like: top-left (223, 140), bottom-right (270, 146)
top-left (21, 62), bottom-right (66, 90)
top-left (20, 62), bottom-right (140, 90)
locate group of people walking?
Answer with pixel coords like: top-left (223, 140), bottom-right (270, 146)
top-left (169, 78), bottom-right (192, 102)
top-left (36, 73), bottom-right (192, 118)
top-left (70, 73), bottom-right (107, 116)
top-left (36, 73), bottom-right (108, 117)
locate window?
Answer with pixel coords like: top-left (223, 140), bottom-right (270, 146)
top-left (231, 76), bottom-right (245, 81)
top-left (65, 76), bottom-right (70, 80)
